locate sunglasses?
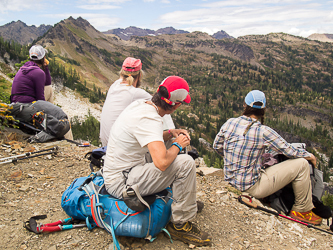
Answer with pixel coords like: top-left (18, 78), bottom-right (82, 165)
top-left (175, 100), bottom-right (187, 105)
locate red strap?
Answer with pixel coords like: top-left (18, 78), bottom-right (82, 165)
top-left (115, 201), bottom-right (141, 216)
top-left (90, 195), bottom-right (100, 227)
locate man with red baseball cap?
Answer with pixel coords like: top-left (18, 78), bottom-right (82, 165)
top-left (103, 76), bottom-right (211, 247)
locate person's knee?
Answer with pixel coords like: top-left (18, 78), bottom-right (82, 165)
top-left (176, 154), bottom-right (196, 172)
top-left (184, 154), bottom-right (196, 168)
top-left (297, 158), bottom-right (310, 171)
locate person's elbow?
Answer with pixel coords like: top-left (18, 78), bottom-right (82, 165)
top-left (154, 159), bottom-right (169, 172)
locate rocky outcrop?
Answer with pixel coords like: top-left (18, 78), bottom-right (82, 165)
top-left (308, 33), bottom-right (333, 43)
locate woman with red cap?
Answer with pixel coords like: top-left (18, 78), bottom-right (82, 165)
top-left (100, 57), bottom-right (175, 146)
top-left (103, 76), bottom-right (211, 247)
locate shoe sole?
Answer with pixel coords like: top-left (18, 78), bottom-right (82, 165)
top-left (290, 214), bottom-right (322, 225)
top-left (169, 234), bottom-right (211, 247)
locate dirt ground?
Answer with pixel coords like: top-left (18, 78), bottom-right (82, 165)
top-left (1, 128), bottom-right (333, 250)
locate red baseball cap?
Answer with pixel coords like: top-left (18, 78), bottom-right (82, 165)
top-left (158, 76), bottom-right (191, 105)
top-left (122, 57), bottom-right (142, 72)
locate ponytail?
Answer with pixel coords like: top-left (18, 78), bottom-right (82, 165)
top-left (119, 69), bottom-right (143, 87)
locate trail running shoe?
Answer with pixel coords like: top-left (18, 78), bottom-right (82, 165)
top-left (290, 210), bottom-right (322, 225)
top-left (166, 221), bottom-right (211, 246)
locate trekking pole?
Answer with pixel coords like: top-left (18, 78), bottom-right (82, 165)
top-left (0, 146), bottom-right (58, 162)
top-left (64, 138), bottom-right (91, 147)
top-left (24, 215), bottom-right (86, 234)
top-left (238, 195), bottom-right (333, 236)
top-left (0, 148), bottom-right (58, 165)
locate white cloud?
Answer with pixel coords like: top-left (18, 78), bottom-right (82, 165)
top-left (84, 0), bottom-right (131, 3)
top-left (200, 0), bottom-right (316, 8)
top-left (0, 0), bottom-right (42, 13)
top-left (88, 16), bottom-right (121, 31)
top-left (143, 0), bottom-right (155, 2)
top-left (78, 5), bottom-right (121, 10)
top-left (161, 0), bottom-right (170, 3)
top-left (158, 1), bottom-right (332, 37)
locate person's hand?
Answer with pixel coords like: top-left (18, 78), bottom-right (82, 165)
top-left (305, 153), bottom-right (317, 168)
top-left (173, 134), bottom-right (191, 148)
top-left (171, 129), bottom-right (191, 140)
top-left (43, 58), bottom-right (49, 67)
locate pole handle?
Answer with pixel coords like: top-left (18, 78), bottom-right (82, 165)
top-left (39, 225), bottom-right (61, 233)
top-left (238, 195), bottom-right (258, 208)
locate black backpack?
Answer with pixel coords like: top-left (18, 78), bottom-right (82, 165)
top-left (84, 146), bottom-right (107, 171)
top-left (263, 143), bottom-right (332, 219)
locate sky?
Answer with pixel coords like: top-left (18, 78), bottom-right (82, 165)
top-left (0, 0), bottom-right (332, 38)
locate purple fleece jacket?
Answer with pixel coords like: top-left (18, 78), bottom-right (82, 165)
top-left (11, 61), bottom-right (51, 103)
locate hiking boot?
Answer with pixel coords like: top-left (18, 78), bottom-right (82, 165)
top-left (290, 210), bottom-right (322, 225)
top-left (197, 201), bottom-right (204, 213)
top-left (166, 221), bottom-right (211, 246)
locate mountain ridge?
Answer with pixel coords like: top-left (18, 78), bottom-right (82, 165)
top-left (0, 20), bottom-right (52, 45)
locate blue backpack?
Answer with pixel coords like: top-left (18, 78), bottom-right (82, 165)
top-left (61, 173), bottom-right (173, 249)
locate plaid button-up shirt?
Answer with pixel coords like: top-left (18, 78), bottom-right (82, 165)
top-left (213, 115), bottom-right (311, 191)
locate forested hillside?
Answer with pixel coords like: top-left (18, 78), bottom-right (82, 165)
top-left (1, 17), bottom-right (333, 181)
top-left (0, 37), bottom-right (105, 104)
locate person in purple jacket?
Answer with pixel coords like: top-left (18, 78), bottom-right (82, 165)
top-left (11, 45), bottom-right (52, 103)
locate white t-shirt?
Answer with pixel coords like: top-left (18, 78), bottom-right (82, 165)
top-left (100, 79), bottom-right (152, 146)
top-left (100, 79), bottom-right (175, 146)
top-left (103, 99), bottom-right (164, 185)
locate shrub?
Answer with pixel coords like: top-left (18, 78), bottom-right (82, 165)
top-left (322, 191), bottom-right (333, 211)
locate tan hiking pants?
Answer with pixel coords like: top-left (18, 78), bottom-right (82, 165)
top-left (44, 85), bottom-right (54, 104)
top-left (247, 158), bottom-right (313, 212)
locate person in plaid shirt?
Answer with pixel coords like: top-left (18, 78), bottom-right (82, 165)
top-left (213, 90), bottom-right (322, 225)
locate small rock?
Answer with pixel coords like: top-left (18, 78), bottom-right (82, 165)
top-left (189, 244), bottom-right (196, 249)
top-left (12, 144), bottom-right (22, 150)
top-left (40, 168), bottom-right (45, 175)
top-left (48, 245), bottom-right (57, 250)
top-left (18, 186), bottom-right (30, 192)
top-left (216, 190), bottom-right (227, 194)
top-left (27, 174), bottom-right (34, 178)
top-left (196, 191), bottom-right (206, 197)
top-left (24, 146), bottom-right (36, 152)
top-left (209, 198), bottom-right (215, 203)
top-left (20, 244), bottom-right (27, 250)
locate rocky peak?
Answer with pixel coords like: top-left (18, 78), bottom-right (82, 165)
top-left (0, 20), bottom-right (52, 45)
top-left (212, 30), bottom-right (234, 39)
